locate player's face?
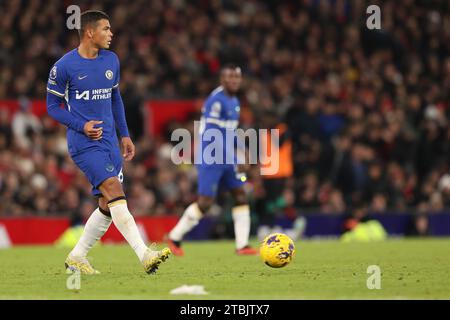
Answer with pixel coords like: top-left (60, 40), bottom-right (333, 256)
top-left (91, 19), bottom-right (113, 49)
top-left (221, 68), bottom-right (242, 94)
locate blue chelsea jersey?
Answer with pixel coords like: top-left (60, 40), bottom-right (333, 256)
top-left (47, 48), bottom-right (121, 154)
top-left (197, 86), bottom-right (241, 166)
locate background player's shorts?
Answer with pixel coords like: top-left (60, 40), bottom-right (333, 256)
top-left (71, 146), bottom-right (123, 197)
top-left (197, 164), bottom-right (246, 197)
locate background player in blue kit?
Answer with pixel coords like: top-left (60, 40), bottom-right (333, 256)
top-left (168, 65), bottom-right (259, 256)
top-left (46, 10), bottom-right (170, 274)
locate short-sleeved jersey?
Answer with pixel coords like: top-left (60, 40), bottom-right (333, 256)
top-left (47, 48), bottom-right (120, 155)
top-left (197, 86), bottom-right (241, 166)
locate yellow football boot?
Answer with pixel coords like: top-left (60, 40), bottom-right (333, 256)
top-left (65, 254), bottom-right (100, 275)
top-left (142, 248), bottom-right (171, 274)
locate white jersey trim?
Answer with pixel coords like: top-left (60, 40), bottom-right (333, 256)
top-left (205, 117), bottom-right (239, 129)
top-left (47, 87), bottom-right (65, 98)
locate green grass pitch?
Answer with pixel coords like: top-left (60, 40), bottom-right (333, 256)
top-left (0, 238), bottom-right (450, 299)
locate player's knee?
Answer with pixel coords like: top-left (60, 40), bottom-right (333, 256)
top-left (99, 177), bottom-right (124, 200)
top-left (197, 197), bottom-right (214, 213)
top-left (232, 191), bottom-right (248, 206)
top-left (234, 196), bottom-right (247, 206)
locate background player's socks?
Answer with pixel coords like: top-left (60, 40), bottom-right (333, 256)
top-left (70, 208), bottom-right (112, 258)
top-left (107, 197), bottom-right (148, 261)
top-left (169, 202), bottom-right (203, 242)
top-left (232, 204), bottom-right (251, 249)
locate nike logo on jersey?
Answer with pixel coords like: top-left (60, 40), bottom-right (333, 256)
top-left (78, 75), bottom-right (88, 80)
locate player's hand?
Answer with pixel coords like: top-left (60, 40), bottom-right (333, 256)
top-left (84, 120), bottom-right (103, 140)
top-left (121, 137), bottom-right (135, 161)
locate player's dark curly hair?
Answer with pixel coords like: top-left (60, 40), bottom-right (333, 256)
top-left (78, 10), bottom-right (110, 38)
top-left (221, 63), bottom-right (241, 72)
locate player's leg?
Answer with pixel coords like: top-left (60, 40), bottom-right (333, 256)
top-left (68, 148), bottom-right (170, 274)
top-left (99, 177), bottom-right (170, 273)
top-left (65, 150), bottom-right (120, 275)
top-left (67, 197), bottom-right (112, 273)
top-left (225, 165), bottom-right (258, 255)
top-left (98, 196), bottom-right (111, 217)
top-left (99, 177), bottom-right (145, 261)
top-left (230, 186), bottom-right (258, 255)
top-left (168, 195), bottom-right (214, 256)
top-left (167, 165), bottom-right (221, 255)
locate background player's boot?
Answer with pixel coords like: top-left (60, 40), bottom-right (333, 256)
top-left (167, 239), bottom-right (184, 256)
top-left (236, 245), bottom-right (259, 256)
top-left (142, 247), bottom-right (171, 274)
top-left (65, 254), bottom-right (100, 275)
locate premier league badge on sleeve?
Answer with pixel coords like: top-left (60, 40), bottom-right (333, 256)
top-left (105, 70), bottom-right (113, 80)
top-left (50, 66), bottom-right (57, 80)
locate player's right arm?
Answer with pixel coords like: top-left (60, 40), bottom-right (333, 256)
top-left (46, 62), bottom-right (102, 139)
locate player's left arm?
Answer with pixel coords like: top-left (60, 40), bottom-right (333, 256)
top-left (111, 55), bottom-right (134, 161)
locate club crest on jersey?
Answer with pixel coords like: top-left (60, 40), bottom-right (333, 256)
top-left (105, 70), bottom-right (113, 80)
top-left (50, 66), bottom-right (57, 80)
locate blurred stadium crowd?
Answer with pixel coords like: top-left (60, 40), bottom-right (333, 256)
top-left (0, 0), bottom-right (449, 223)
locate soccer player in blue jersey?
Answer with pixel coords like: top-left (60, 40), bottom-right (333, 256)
top-left (46, 11), bottom-right (170, 274)
top-left (168, 65), bottom-right (259, 256)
